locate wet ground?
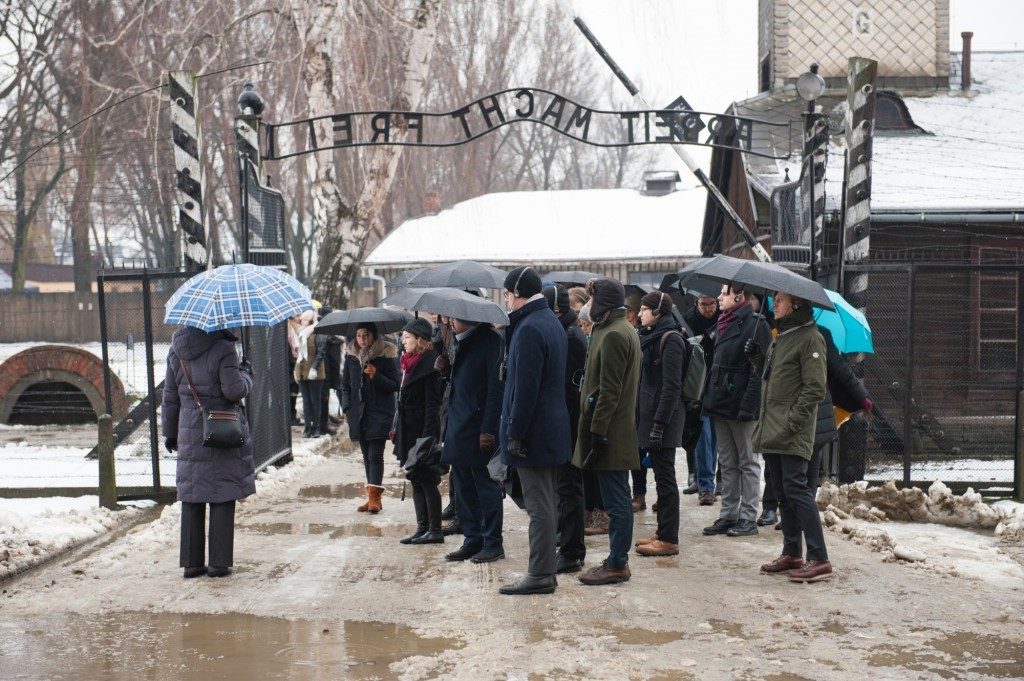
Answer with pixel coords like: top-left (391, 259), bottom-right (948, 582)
top-left (2, 440), bottom-right (1022, 680)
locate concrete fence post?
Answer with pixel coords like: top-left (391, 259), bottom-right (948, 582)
top-left (98, 414), bottom-right (117, 509)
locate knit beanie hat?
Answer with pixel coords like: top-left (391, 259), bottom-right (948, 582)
top-left (503, 266), bottom-right (543, 298)
top-left (641, 291), bottom-right (673, 317)
top-left (403, 317), bottom-right (433, 340)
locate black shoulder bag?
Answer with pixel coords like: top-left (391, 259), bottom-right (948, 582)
top-left (180, 359), bottom-right (245, 449)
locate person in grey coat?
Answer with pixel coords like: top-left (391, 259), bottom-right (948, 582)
top-left (162, 326), bottom-right (254, 579)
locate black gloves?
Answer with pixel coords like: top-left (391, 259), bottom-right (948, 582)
top-left (648, 422), bottom-right (665, 450)
top-left (582, 433), bottom-right (609, 468)
top-left (508, 438), bottom-right (527, 459)
top-left (238, 360), bottom-right (253, 376)
top-left (164, 437), bottom-right (177, 453)
top-left (744, 338), bottom-right (760, 358)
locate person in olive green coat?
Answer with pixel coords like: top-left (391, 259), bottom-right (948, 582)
top-left (747, 292), bottom-right (832, 583)
top-left (573, 277), bottom-right (641, 586)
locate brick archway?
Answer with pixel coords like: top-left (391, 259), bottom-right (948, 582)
top-left (0, 345), bottom-right (127, 424)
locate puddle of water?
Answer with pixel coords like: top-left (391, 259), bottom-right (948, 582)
top-left (1, 612), bottom-right (462, 680)
top-left (820, 618), bottom-right (849, 635)
top-left (868, 632), bottom-right (1024, 679)
top-left (297, 483), bottom-right (403, 499)
top-left (241, 522), bottom-right (411, 539)
top-left (599, 623), bottom-right (685, 646)
top-left (707, 618), bottom-right (744, 638)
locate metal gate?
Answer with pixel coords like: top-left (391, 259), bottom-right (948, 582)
top-left (841, 262), bottom-right (1023, 497)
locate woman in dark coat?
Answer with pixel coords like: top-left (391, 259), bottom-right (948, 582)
top-left (634, 292), bottom-right (686, 557)
top-left (341, 322), bottom-right (400, 513)
top-left (162, 326), bottom-right (254, 579)
top-left (395, 318), bottom-right (444, 544)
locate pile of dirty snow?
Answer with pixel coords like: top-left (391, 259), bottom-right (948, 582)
top-left (818, 480), bottom-right (1010, 529)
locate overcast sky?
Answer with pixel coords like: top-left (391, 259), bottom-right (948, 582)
top-left (565, 0), bottom-right (1023, 177)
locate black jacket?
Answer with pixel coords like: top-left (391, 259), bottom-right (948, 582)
top-left (341, 343), bottom-right (400, 442)
top-left (324, 335), bottom-right (343, 391)
top-left (395, 349), bottom-right (441, 464)
top-left (441, 324), bottom-right (504, 467)
top-left (636, 314), bottom-right (686, 448)
top-left (701, 304), bottom-right (772, 422)
top-left (560, 309), bottom-right (588, 449)
top-left (814, 327), bottom-right (871, 446)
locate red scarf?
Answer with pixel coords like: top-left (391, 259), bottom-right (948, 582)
top-left (400, 351), bottom-right (423, 382)
top-left (716, 300), bottom-right (750, 336)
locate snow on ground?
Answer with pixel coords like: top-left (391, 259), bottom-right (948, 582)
top-left (0, 441), bottom-right (176, 488)
top-left (0, 341), bottom-right (170, 398)
top-left (818, 479), bottom-right (1010, 528)
top-left (0, 435), bottom-right (329, 582)
top-left (866, 458), bottom-right (1014, 484)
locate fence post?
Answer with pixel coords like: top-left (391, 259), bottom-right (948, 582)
top-left (902, 265), bottom-right (916, 487)
top-left (141, 269), bottom-right (161, 492)
top-left (97, 272), bottom-right (114, 416)
top-left (98, 414), bottom-right (116, 509)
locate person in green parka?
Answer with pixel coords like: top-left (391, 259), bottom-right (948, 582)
top-left (746, 291), bottom-right (832, 583)
top-left (573, 277), bottom-right (642, 586)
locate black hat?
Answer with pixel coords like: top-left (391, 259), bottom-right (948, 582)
top-left (541, 285), bottom-right (557, 311)
top-left (403, 317), bottom-right (433, 340)
top-left (503, 266), bottom-right (543, 299)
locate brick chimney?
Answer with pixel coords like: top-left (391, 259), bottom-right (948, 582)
top-left (961, 31), bottom-right (973, 90)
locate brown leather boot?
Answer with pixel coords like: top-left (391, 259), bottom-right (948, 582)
top-left (631, 494), bottom-right (646, 512)
top-left (584, 510), bottom-right (610, 536)
top-left (356, 484), bottom-right (371, 512)
top-left (634, 534), bottom-right (659, 548)
top-left (578, 561), bottom-right (631, 585)
top-left (787, 559), bottom-right (833, 582)
top-left (760, 555), bottom-right (805, 574)
top-left (636, 539), bottom-right (679, 557)
top-left (365, 485), bottom-right (384, 514)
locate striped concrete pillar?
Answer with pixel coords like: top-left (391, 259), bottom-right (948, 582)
top-left (803, 110), bottom-right (828, 280)
top-left (169, 70), bottom-right (207, 271)
top-left (842, 57), bottom-right (877, 315)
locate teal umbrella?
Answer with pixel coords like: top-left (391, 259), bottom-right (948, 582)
top-left (769, 288), bottom-right (873, 354)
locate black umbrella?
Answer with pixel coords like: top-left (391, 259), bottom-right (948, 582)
top-left (695, 258), bottom-right (835, 310)
top-left (405, 260), bottom-right (507, 289)
top-left (541, 270), bottom-right (604, 286)
top-left (623, 283), bottom-right (649, 299)
top-left (387, 268), bottom-right (425, 290)
top-left (380, 287), bottom-right (509, 325)
top-left (662, 270), bottom-right (721, 298)
top-left (314, 307), bottom-right (411, 337)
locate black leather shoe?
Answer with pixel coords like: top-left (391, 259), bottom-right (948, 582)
top-left (499, 574), bottom-right (557, 595)
top-left (409, 530), bottom-right (444, 544)
top-left (775, 521), bottom-right (782, 530)
top-left (555, 555), bottom-right (584, 574)
top-left (702, 518), bottom-right (738, 535)
top-left (757, 509), bottom-right (778, 527)
top-left (726, 520), bottom-right (758, 537)
top-left (207, 566), bottom-right (232, 578)
top-left (442, 520), bottom-right (462, 536)
top-left (682, 482), bottom-right (699, 495)
top-left (445, 544), bottom-right (483, 561)
top-left (183, 566), bottom-right (207, 579)
top-left (399, 527), bottom-right (428, 545)
top-left (470, 547), bottom-right (505, 564)
top-left (441, 502), bottom-right (456, 521)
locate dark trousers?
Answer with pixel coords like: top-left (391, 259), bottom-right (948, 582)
top-left (583, 469), bottom-right (604, 511)
top-left (180, 500), bottom-right (235, 568)
top-left (410, 475), bottom-right (442, 532)
top-left (517, 466), bottom-right (558, 576)
top-left (298, 379), bottom-right (323, 432)
top-left (763, 445), bottom-right (823, 513)
top-left (556, 463), bottom-right (586, 561)
top-left (452, 465), bottom-right (503, 551)
top-left (631, 466), bottom-right (647, 496)
top-left (764, 452), bottom-right (829, 562)
top-left (651, 446), bottom-right (680, 544)
top-left (596, 470), bottom-right (633, 569)
top-left (319, 383), bottom-right (335, 432)
top-left (360, 439), bottom-right (386, 486)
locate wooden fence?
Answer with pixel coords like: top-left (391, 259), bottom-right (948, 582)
top-left (0, 292), bottom-right (172, 344)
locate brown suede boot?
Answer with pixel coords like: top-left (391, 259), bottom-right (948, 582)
top-left (787, 559), bottom-right (833, 582)
top-left (634, 534), bottom-right (659, 548)
top-left (636, 539), bottom-right (679, 557)
top-left (631, 494), bottom-right (646, 512)
top-left (578, 562), bottom-right (631, 585)
top-left (584, 510), bottom-right (610, 536)
top-left (760, 554), bottom-right (805, 575)
top-left (365, 485), bottom-right (384, 514)
top-left (356, 484), bottom-right (371, 512)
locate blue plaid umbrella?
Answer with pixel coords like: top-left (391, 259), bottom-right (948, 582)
top-left (164, 264), bottom-right (312, 331)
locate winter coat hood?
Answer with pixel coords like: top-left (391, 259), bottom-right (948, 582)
top-left (172, 327), bottom-right (237, 361)
top-left (347, 338), bottom-right (398, 364)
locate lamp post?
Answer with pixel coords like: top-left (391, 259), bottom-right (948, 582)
top-left (797, 64), bottom-right (826, 281)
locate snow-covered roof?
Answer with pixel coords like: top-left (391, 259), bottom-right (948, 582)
top-left (733, 51), bottom-right (1024, 212)
top-left (366, 186), bottom-right (706, 265)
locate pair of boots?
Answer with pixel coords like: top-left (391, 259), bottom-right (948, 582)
top-left (302, 424), bottom-right (321, 439)
top-left (583, 509), bottom-right (610, 536)
top-left (357, 484), bottom-right (384, 514)
top-left (399, 484), bottom-right (444, 545)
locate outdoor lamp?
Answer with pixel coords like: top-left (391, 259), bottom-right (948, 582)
top-left (237, 82), bottom-right (265, 116)
top-left (796, 63), bottom-right (826, 102)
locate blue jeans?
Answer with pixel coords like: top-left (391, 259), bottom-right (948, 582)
top-left (695, 416), bottom-right (718, 493)
top-left (596, 470), bottom-right (633, 569)
top-left (452, 465), bottom-right (504, 552)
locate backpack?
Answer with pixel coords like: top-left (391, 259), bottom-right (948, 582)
top-left (657, 330), bottom-right (707, 405)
